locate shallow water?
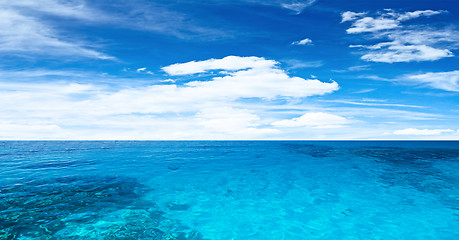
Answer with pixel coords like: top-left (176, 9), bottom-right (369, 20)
top-left (1, 141), bottom-right (458, 239)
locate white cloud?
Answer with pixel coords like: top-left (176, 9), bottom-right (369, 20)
top-left (5, 0), bottom-right (226, 41)
top-left (280, 0), bottom-right (317, 14)
top-left (396, 10), bottom-right (446, 21)
top-left (161, 56), bottom-right (339, 99)
top-left (341, 9), bottom-right (456, 63)
top-left (3, 74), bottom-right (456, 140)
top-left (343, 9), bottom-right (444, 34)
top-left (360, 44), bottom-right (453, 63)
top-left (403, 70), bottom-right (459, 92)
top-left (0, 56), bottom-right (339, 139)
top-left (283, 59), bottom-right (323, 69)
top-left (0, 1), bottom-right (113, 59)
top-left (160, 79), bottom-right (176, 83)
top-left (353, 88), bottom-right (375, 94)
top-left (341, 11), bottom-right (366, 23)
top-left (348, 65), bottom-right (371, 71)
top-left (346, 17), bottom-right (399, 34)
top-left (196, 107), bottom-right (278, 137)
top-left (0, 123), bottom-right (64, 140)
top-left (272, 112), bottom-right (349, 128)
top-left (332, 64), bottom-right (371, 73)
top-left (0, 69), bottom-right (87, 78)
top-left (1, 0), bottom-right (97, 20)
top-left (135, 67), bottom-right (154, 75)
top-left (394, 128), bottom-right (454, 136)
top-left (291, 38), bottom-right (312, 45)
top-left (325, 107), bottom-right (443, 121)
top-left (162, 56), bottom-right (278, 75)
top-left (322, 100), bottom-right (425, 108)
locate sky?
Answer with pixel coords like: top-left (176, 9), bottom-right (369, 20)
top-left (0, 0), bottom-right (458, 140)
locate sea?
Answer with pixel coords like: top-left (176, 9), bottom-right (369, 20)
top-left (1, 141), bottom-right (458, 239)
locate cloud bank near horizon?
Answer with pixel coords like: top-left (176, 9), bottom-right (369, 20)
top-left (0, 56), bottom-right (344, 139)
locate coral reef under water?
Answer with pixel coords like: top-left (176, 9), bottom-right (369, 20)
top-left (0, 175), bottom-right (204, 240)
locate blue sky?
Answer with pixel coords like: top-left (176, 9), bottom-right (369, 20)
top-left (0, 0), bottom-right (458, 139)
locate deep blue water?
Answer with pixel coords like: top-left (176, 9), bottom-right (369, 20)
top-left (1, 141), bottom-right (458, 239)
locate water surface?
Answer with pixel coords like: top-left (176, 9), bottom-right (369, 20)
top-left (1, 141), bottom-right (458, 239)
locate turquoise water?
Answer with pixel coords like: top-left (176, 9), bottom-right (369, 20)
top-left (1, 141), bottom-right (458, 239)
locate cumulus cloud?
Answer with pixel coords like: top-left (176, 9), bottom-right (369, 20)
top-left (341, 9), bottom-right (457, 63)
top-left (403, 70), bottom-right (459, 92)
top-left (272, 112), bottom-right (349, 128)
top-left (291, 38), bottom-right (312, 45)
top-left (0, 56), bottom-right (339, 139)
top-left (161, 56), bottom-right (339, 99)
top-left (394, 128), bottom-right (454, 136)
top-left (162, 56), bottom-right (278, 75)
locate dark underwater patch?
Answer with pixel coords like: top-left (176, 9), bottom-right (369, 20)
top-left (0, 175), bottom-right (204, 240)
top-left (282, 143), bottom-right (339, 158)
top-left (352, 147), bottom-right (459, 166)
top-left (352, 147), bottom-right (459, 210)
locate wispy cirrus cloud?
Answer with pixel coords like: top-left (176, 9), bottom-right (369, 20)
top-left (0, 0), bottom-right (233, 61)
top-left (322, 99), bottom-right (425, 108)
top-left (1, 0), bottom-right (99, 20)
top-left (282, 59), bottom-right (323, 69)
top-left (332, 64), bottom-right (371, 73)
top-left (0, 0), bottom-right (321, 59)
top-left (106, 0), bottom-right (316, 39)
top-left (0, 0), bottom-right (113, 59)
top-left (353, 88), bottom-right (375, 94)
top-left (357, 70), bottom-right (459, 92)
top-left (402, 70), bottom-right (459, 92)
top-left (280, 0), bottom-right (317, 14)
top-left (341, 9), bottom-right (458, 63)
top-left (99, 1), bottom-right (227, 40)
top-left (200, 0), bottom-right (318, 14)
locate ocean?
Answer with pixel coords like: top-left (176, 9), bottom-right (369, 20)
top-left (1, 141), bottom-right (458, 239)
